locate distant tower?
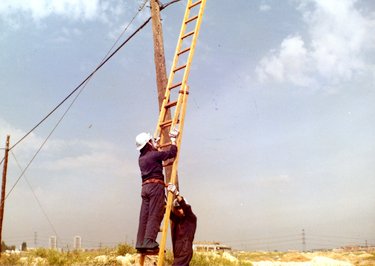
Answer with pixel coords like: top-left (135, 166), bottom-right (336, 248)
top-left (49, 236), bottom-right (57, 250)
top-left (74, 236), bottom-right (82, 250)
top-left (34, 232), bottom-right (37, 248)
top-left (302, 229), bottom-right (306, 251)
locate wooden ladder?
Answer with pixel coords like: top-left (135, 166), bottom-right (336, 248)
top-left (153, 0), bottom-right (206, 265)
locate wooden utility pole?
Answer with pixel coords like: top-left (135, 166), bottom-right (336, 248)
top-left (0, 135), bottom-right (10, 255)
top-left (150, 0), bottom-right (177, 185)
top-left (150, 0), bottom-right (168, 108)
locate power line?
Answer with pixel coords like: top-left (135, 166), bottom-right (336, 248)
top-left (1, 0), bottom-right (182, 245)
top-left (5, 16), bottom-right (152, 200)
top-left (160, 0), bottom-right (183, 10)
top-left (2, 0), bottom-right (183, 170)
top-left (5, 0), bottom-right (185, 199)
top-left (10, 151), bottom-right (60, 239)
top-left (9, 16), bottom-right (152, 151)
top-left (224, 234), bottom-right (301, 244)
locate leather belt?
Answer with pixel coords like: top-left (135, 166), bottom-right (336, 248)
top-left (142, 178), bottom-right (166, 187)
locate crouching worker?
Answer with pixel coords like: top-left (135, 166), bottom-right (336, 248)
top-left (135, 129), bottom-right (178, 252)
top-left (167, 184), bottom-right (197, 266)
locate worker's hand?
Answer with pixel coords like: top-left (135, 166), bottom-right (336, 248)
top-left (169, 128), bottom-right (178, 145)
top-left (169, 128), bottom-right (179, 138)
top-left (167, 183), bottom-right (179, 196)
top-left (152, 137), bottom-right (160, 148)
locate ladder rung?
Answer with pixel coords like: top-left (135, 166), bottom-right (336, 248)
top-left (159, 120), bottom-right (172, 128)
top-left (179, 90), bottom-right (189, 95)
top-left (181, 30), bottom-right (194, 40)
top-left (164, 101), bottom-right (177, 109)
top-left (173, 64), bottom-right (186, 73)
top-left (185, 15), bottom-right (198, 24)
top-left (177, 47), bottom-right (191, 56)
top-left (169, 82), bottom-right (182, 90)
top-left (189, 0), bottom-right (202, 9)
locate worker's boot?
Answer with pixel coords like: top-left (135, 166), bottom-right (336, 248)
top-left (142, 238), bottom-right (159, 250)
top-left (135, 242), bottom-right (144, 252)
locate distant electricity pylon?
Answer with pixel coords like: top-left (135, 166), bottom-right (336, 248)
top-left (34, 232), bottom-right (37, 247)
top-left (302, 229), bottom-right (306, 251)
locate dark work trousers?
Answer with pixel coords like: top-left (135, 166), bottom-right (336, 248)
top-left (171, 200), bottom-right (197, 266)
top-left (136, 183), bottom-right (165, 247)
top-left (172, 238), bottom-right (193, 266)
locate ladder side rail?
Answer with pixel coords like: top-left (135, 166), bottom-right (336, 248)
top-left (178, 0), bottom-right (206, 94)
top-left (165, 0), bottom-right (205, 135)
top-left (167, 0), bottom-right (205, 134)
top-left (158, 0), bottom-right (205, 140)
top-left (170, 87), bottom-right (189, 132)
top-left (155, 1), bottom-right (207, 265)
top-left (154, 0), bottom-right (192, 139)
top-left (157, 87), bottom-right (189, 266)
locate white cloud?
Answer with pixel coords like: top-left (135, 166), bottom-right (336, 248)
top-left (0, 0), bottom-right (128, 26)
top-left (0, 118), bottom-right (133, 181)
top-left (256, 35), bottom-right (313, 86)
top-left (259, 4), bottom-right (271, 12)
top-left (256, 0), bottom-right (375, 87)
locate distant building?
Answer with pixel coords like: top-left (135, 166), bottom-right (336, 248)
top-left (341, 245), bottom-right (375, 252)
top-left (49, 236), bottom-right (57, 250)
top-left (74, 236), bottom-right (82, 250)
top-left (193, 242), bottom-right (232, 252)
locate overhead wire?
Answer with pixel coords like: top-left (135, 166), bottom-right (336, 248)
top-left (6, 12), bottom-right (152, 200)
top-left (4, 0), bottom-right (184, 200)
top-left (1, 1), bottom-right (177, 163)
top-left (10, 151), bottom-right (60, 239)
top-left (221, 232), bottom-right (374, 251)
top-left (9, 16), bottom-right (151, 152)
top-left (3, 2), bottom-right (152, 244)
top-left (2, 0), bottom-right (183, 246)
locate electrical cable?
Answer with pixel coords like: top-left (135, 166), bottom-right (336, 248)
top-left (160, 0), bottom-right (183, 10)
top-left (9, 15), bottom-right (151, 151)
top-left (224, 234), bottom-right (301, 244)
top-left (6, 14), bottom-right (152, 200)
top-left (5, 0), bottom-right (184, 199)
top-left (2, 0), bottom-right (182, 246)
top-left (7, 0), bottom-right (186, 151)
top-left (10, 151), bottom-right (60, 239)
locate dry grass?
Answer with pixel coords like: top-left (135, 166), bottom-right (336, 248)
top-left (0, 247), bottom-right (374, 265)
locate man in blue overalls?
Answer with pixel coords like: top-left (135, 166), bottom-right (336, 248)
top-left (135, 130), bottom-right (178, 252)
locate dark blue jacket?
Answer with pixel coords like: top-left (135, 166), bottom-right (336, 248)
top-left (139, 145), bottom-right (177, 181)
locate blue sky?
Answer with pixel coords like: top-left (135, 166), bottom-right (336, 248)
top-left (0, 0), bottom-right (374, 251)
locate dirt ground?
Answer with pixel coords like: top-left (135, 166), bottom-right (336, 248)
top-left (115, 250), bottom-right (375, 266)
top-left (235, 250), bottom-right (375, 266)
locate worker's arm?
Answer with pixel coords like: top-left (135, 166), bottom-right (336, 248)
top-left (154, 128), bottom-right (179, 160)
top-left (176, 196), bottom-right (195, 218)
top-left (155, 145), bottom-right (177, 160)
top-left (167, 184), bottom-right (195, 217)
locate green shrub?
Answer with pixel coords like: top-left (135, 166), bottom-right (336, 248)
top-left (164, 250), bottom-right (174, 265)
top-left (116, 243), bottom-right (136, 256)
top-left (190, 252), bottom-right (252, 266)
top-left (0, 253), bottom-right (21, 265)
top-left (32, 248), bottom-right (49, 258)
top-left (45, 250), bottom-right (68, 266)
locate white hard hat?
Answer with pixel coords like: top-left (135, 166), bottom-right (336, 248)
top-left (135, 132), bottom-right (152, 150)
